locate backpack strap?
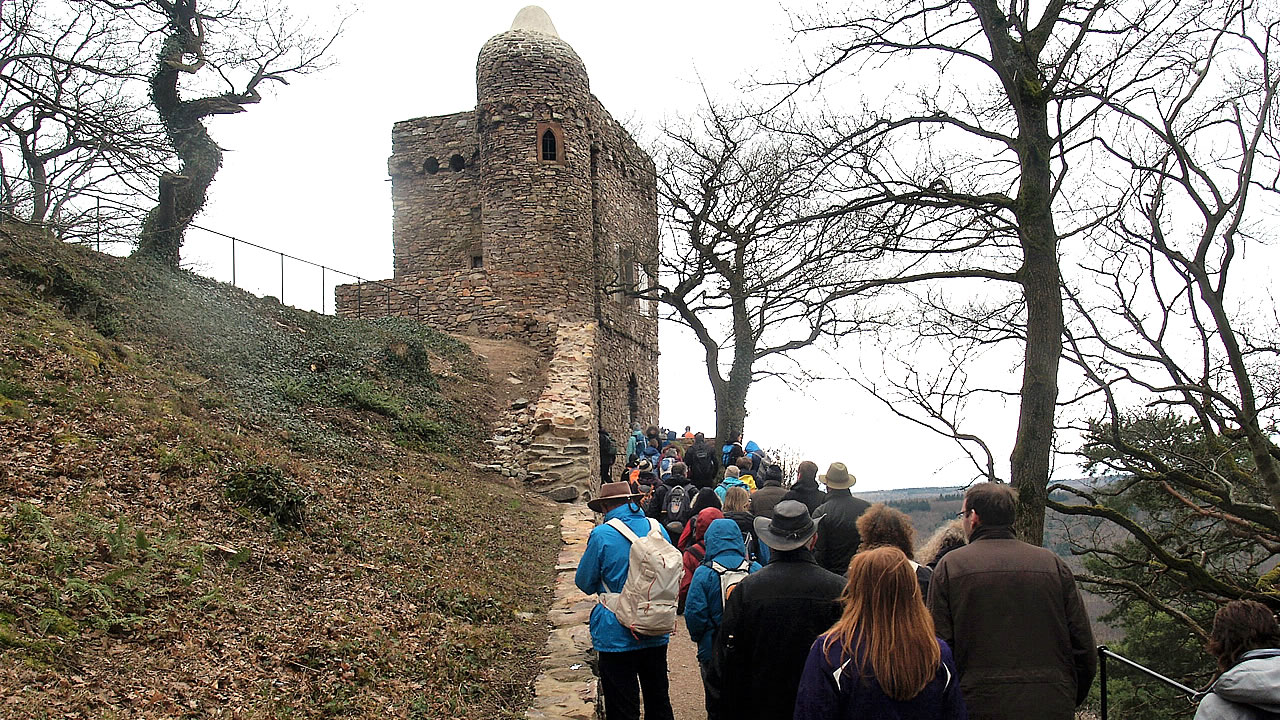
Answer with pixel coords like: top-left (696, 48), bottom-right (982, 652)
top-left (605, 517), bottom-right (640, 543)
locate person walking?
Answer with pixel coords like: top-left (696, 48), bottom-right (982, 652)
top-left (928, 482), bottom-right (1095, 720)
top-left (794, 546), bottom-right (967, 720)
top-left (856, 502), bottom-right (932, 599)
top-left (685, 518), bottom-right (761, 720)
top-left (710, 500), bottom-right (846, 720)
top-left (812, 462), bottom-right (870, 576)
top-left (749, 464), bottom-right (787, 518)
top-left (683, 432), bottom-right (720, 489)
top-left (782, 460), bottom-right (827, 514)
top-left (575, 483), bottom-right (676, 720)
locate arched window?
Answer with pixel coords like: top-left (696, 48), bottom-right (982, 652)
top-left (537, 122), bottom-right (565, 164)
top-left (541, 129), bottom-right (558, 162)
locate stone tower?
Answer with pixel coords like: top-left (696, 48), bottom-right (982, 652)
top-left (335, 7), bottom-right (660, 500)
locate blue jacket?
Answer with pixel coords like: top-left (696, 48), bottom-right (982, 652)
top-left (714, 476), bottom-right (750, 502)
top-left (625, 430), bottom-right (645, 461)
top-left (794, 631), bottom-right (967, 720)
top-left (685, 519), bottom-right (760, 663)
top-left (574, 504), bottom-right (672, 653)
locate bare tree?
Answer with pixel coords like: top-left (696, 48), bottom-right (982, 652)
top-left (0, 0), bottom-right (166, 239)
top-left (1048, 0), bottom-right (1280, 608)
top-left (782, 0), bottom-right (1251, 542)
top-left (86, 0), bottom-right (344, 266)
top-left (648, 104), bottom-right (872, 445)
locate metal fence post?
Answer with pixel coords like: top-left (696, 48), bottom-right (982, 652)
top-left (356, 280), bottom-right (362, 317)
top-left (280, 252), bottom-right (285, 305)
top-left (321, 266), bottom-right (326, 315)
top-left (1099, 645), bottom-right (1108, 720)
top-left (231, 238), bottom-right (237, 287)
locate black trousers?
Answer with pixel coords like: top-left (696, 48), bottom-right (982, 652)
top-left (597, 645), bottom-right (675, 720)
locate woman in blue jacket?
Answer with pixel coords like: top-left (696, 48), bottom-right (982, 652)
top-left (685, 518), bottom-right (761, 720)
top-left (794, 546), bottom-right (966, 720)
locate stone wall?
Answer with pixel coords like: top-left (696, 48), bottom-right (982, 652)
top-left (476, 28), bottom-right (596, 321)
top-left (588, 97), bottom-right (660, 448)
top-left (386, 111), bottom-right (481, 279)
top-left (334, 270), bottom-right (559, 352)
top-left (522, 322), bottom-right (600, 501)
top-left (333, 18), bottom-right (660, 490)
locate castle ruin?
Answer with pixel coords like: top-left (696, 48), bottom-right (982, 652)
top-left (335, 6), bottom-right (659, 502)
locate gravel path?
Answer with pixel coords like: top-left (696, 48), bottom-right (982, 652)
top-left (668, 617), bottom-right (705, 720)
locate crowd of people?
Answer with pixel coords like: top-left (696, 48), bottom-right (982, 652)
top-left (576, 427), bottom-right (1103, 720)
top-left (579, 426), bottom-right (1273, 720)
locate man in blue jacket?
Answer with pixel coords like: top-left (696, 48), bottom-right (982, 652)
top-left (685, 518), bottom-right (761, 720)
top-left (575, 482), bottom-right (676, 720)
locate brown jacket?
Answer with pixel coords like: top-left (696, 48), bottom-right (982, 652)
top-left (927, 525), bottom-right (1096, 720)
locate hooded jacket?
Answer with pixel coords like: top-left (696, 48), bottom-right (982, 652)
top-left (1195, 649), bottom-right (1280, 720)
top-left (782, 477), bottom-right (828, 515)
top-left (574, 502), bottom-right (671, 653)
top-left (685, 519), bottom-right (761, 662)
top-left (711, 547), bottom-right (846, 720)
top-left (679, 508), bottom-right (725, 611)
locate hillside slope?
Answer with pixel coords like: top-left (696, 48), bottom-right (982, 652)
top-left (0, 220), bottom-right (559, 719)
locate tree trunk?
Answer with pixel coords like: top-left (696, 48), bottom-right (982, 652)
top-left (135, 21), bottom-right (222, 267)
top-left (971, 0), bottom-right (1064, 545)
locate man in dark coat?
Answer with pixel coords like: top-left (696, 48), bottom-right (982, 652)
top-left (811, 462), bottom-right (870, 575)
top-left (781, 460), bottom-right (827, 514)
top-left (748, 464), bottom-right (786, 518)
top-left (709, 501), bottom-right (845, 720)
top-left (928, 482), bottom-right (1096, 720)
top-left (683, 432), bottom-right (720, 489)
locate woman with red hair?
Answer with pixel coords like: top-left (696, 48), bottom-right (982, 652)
top-left (794, 546), bottom-right (967, 719)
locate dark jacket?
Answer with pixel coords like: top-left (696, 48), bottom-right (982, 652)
top-left (684, 440), bottom-right (720, 488)
top-left (750, 483), bottom-right (787, 518)
top-left (812, 489), bottom-right (871, 575)
top-left (678, 488), bottom-right (723, 550)
top-left (710, 547), bottom-right (846, 720)
top-left (795, 632), bottom-right (967, 720)
top-left (782, 477), bottom-right (828, 515)
top-left (723, 509), bottom-right (761, 562)
top-left (647, 473), bottom-right (688, 522)
top-left (927, 525), bottom-right (1096, 720)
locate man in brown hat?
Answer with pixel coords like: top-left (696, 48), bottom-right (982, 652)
top-left (812, 462), bottom-right (871, 575)
top-left (709, 500), bottom-right (846, 720)
top-left (575, 482), bottom-right (676, 720)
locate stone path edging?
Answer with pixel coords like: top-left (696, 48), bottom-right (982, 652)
top-left (526, 504), bottom-right (600, 720)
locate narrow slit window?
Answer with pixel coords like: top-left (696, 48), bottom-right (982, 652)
top-left (541, 129), bottom-right (558, 162)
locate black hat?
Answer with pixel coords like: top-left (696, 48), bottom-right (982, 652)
top-left (753, 500), bottom-right (820, 551)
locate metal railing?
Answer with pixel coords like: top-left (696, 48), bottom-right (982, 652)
top-left (1, 175), bottom-right (429, 319)
top-left (1097, 646), bottom-right (1205, 720)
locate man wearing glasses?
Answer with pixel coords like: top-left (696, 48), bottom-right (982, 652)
top-left (928, 482), bottom-right (1096, 720)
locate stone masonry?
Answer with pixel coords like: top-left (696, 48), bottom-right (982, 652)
top-left (333, 6), bottom-right (659, 496)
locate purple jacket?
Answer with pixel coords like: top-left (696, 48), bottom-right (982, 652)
top-left (795, 632), bottom-right (967, 720)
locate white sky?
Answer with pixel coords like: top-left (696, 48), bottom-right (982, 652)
top-left (188, 1), bottom-right (1020, 492)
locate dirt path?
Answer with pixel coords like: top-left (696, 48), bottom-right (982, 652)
top-left (668, 617), bottom-right (705, 720)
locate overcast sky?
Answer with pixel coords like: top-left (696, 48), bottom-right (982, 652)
top-left (187, 1), bottom-right (1022, 492)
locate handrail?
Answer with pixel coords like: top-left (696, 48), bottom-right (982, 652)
top-left (1, 173), bottom-right (430, 318)
top-left (1098, 645), bottom-right (1205, 720)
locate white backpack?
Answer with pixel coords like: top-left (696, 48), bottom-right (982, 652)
top-left (710, 558), bottom-right (751, 604)
top-left (599, 518), bottom-right (682, 636)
